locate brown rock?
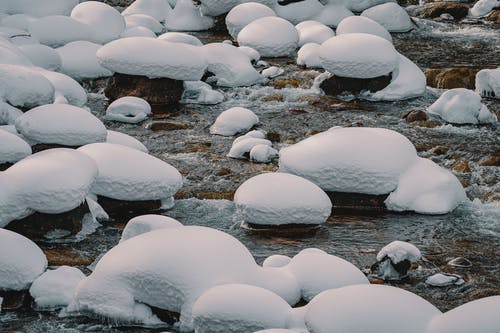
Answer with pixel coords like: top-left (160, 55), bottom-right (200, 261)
top-left (326, 191), bottom-right (389, 214)
top-left (43, 249), bottom-right (93, 266)
top-left (421, 3), bottom-right (470, 20)
top-left (485, 9), bottom-right (500, 24)
top-left (270, 79), bottom-right (301, 89)
top-left (97, 196), bottom-right (162, 217)
top-left (298, 95), bottom-right (373, 112)
top-left (174, 190), bottom-right (235, 200)
top-left (260, 94), bottom-right (284, 102)
top-left (31, 143), bottom-right (81, 154)
top-left (478, 155), bottom-right (500, 166)
top-left (320, 74), bottom-right (392, 96)
top-left (453, 160), bottom-right (471, 173)
top-left (241, 221), bottom-right (320, 237)
top-left (404, 110), bottom-right (428, 123)
top-left (149, 122), bottom-right (194, 131)
top-left (0, 290), bottom-right (28, 310)
top-left (425, 68), bottom-right (480, 89)
top-left (266, 131), bottom-right (281, 142)
top-left (180, 142), bottom-right (212, 153)
top-left (429, 145), bottom-right (449, 155)
top-left (412, 120), bottom-right (442, 128)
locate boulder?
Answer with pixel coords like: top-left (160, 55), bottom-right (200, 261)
top-left (421, 3), bottom-right (470, 20)
top-left (320, 73), bottom-right (392, 95)
top-left (425, 67), bottom-right (480, 89)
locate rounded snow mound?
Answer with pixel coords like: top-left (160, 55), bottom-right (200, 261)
top-left (297, 43), bottom-right (322, 68)
top-left (122, 0), bottom-right (172, 22)
top-left (36, 69), bottom-right (88, 106)
top-left (97, 37), bottom-right (207, 81)
top-left (158, 32), bottom-right (203, 46)
top-left (1, 0), bottom-right (78, 17)
top-left (0, 36), bottom-right (34, 66)
top-left (336, 15), bottom-right (392, 42)
top-left (345, 0), bottom-right (395, 13)
top-left (106, 130), bottom-right (148, 153)
top-left (210, 107), bottom-right (259, 136)
top-left (199, 0), bottom-right (240, 17)
top-left (57, 41), bottom-right (113, 80)
top-left (475, 67), bottom-right (500, 98)
top-left (165, 0), bottom-right (214, 32)
top-left (77, 143), bottom-right (183, 202)
top-left (234, 172), bottom-right (332, 226)
top-left (361, 2), bottom-right (413, 33)
top-left (312, 4), bottom-right (354, 28)
top-left (226, 2), bottom-right (277, 40)
top-left (377, 240), bottom-right (421, 264)
top-left (120, 214), bottom-right (183, 242)
top-left (124, 14), bottom-right (164, 34)
top-left (28, 15), bottom-right (95, 48)
top-left (274, 0), bottom-right (324, 25)
top-left (470, 0), bottom-right (500, 17)
top-left (250, 144), bottom-right (278, 163)
top-left (105, 96), bottom-right (151, 124)
top-left (238, 17), bottom-right (299, 57)
top-left (263, 255), bottom-right (291, 268)
top-left (18, 44), bottom-right (62, 71)
top-left (120, 26), bottom-right (156, 38)
top-left (15, 104), bottom-right (107, 146)
top-left (0, 129), bottom-right (31, 164)
top-left (296, 20), bottom-right (335, 47)
top-left (319, 33), bottom-right (398, 79)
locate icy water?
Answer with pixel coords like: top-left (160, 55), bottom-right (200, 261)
top-left (2, 16), bottom-right (499, 333)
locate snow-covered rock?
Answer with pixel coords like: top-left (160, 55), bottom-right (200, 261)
top-left (234, 129), bottom-right (267, 144)
top-left (375, 240), bottom-right (421, 280)
top-left (157, 32), bottom-right (203, 46)
top-left (361, 2), bottom-right (413, 32)
top-left (475, 67), bottom-right (500, 98)
top-left (211, 107), bottom-right (259, 136)
top-left (0, 129), bottom-right (31, 164)
top-left (297, 43), bottom-right (321, 68)
top-left (192, 284), bottom-right (291, 333)
top-left (425, 273), bottom-right (464, 287)
top-left (238, 17), bottom-right (299, 57)
top-left (57, 41), bottom-right (113, 80)
top-left (336, 15), bottom-right (392, 42)
top-left (28, 15), bottom-right (95, 48)
top-left (279, 127), bottom-right (417, 194)
top-left (106, 130), bottom-right (148, 153)
top-left (29, 266), bottom-right (85, 310)
top-left (0, 14), bottom-right (36, 31)
top-left (261, 66), bottom-right (284, 78)
top-left (97, 37), bottom-right (207, 81)
top-left (470, 0), bottom-right (500, 17)
top-left (1, 0), bottom-right (78, 17)
top-left (120, 214), bottom-right (183, 242)
top-left (305, 284), bottom-right (441, 333)
top-left (312, 4), bottom-right (353, 27)
top-left (319, 33), bottom-right (398, 79)
top-left (296, 20), bottom-right (334, 46)
top-left (165, 0), bottom-right (214, 32)
top-left (120, 26), bottom-right (156, 38)
top-left (226, 2), bottom-right (277, 40)
top-left (385, 157), bottom-right (467, 214)
top-left (344, 0), bottom-right (395, 13)
top-left (0, 102), bottom-right (23, 125)
top-left (274, 0), bottom-right (324, 25)
top-left (105, 96), bottom-right (151, 124)
top-left (263, 255), bottom-right (291, 268)
top-left (228, 137), bottom-right (272, 159)
top-left (234, 173), bottom-right (331, 226)
top-left (77, 143), bottom-right (183, 202)
top-left (250, 144), bottom-right (279, 163)
top-left (0, 36), bottom-right (34, 66)
top-left (0, 229), bottom-right (47, 291)
top-left (37, 69), bottom-right (87, 106)
top-left (182, 81), bottom-right (225, 105)
top-left (124, 14), bottom-right (164, 34)
top-left (15, 104), bottom-right (107, 146)
top-left (17, 44), bottom-right (61, 71)
top-left (122, 0), bottom-right (172, 22)
top-left (71, 1), bottom-right (125, 44)
top-left (427, 88), bottom-right (497, 124)
top-left (199, 0), bottom-right (240, 17)
top-left (239, 46), bottom-right (261, 62)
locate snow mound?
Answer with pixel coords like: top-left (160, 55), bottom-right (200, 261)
top-left (226, 2), bottom-right (277, 40)
top-left (427, 88), bottom-right (497, 124)
top-left (210, 107), bottom-right (259, 136)
top-left (15, 104), bottom-right (107, 146)
top-left (274, 0), bottom-right (324, 25)
top-left (297, 43), bottom-right (321, 68)
top-left (425, 273), bottom-right (464, 287)
top-left (296, 21), bottom-right (335, 47)
top-left (0, 129), bottom-right (31, 164)
top-left (377, 240), bottom-right (421, 264)
top-left (199, 0), bottom-right (240, 17)
top-left (238, 17), bottom-right (299, 57)
top-left (234, 173), bottom-right (332, 226)
top-left (125, 14), bottom-right (164, 34)
top-left (250, 144), bottom-right (279, 163)
top-left (305, 285), bottom-right (440, 333)
top-left (1, 0), bottom-right (78, 17)
top-left (279, 127), bottom-right (417, 194)
top-left (361, 2), bottom-right (413, 32)
top-left (37, 69), bottom-right (88, 106)
top-left (71, 1), bottom-right (125, 44)
top-left (122, 0), bottom-right (172, 22)
top-left (182, 81), bottom-right (225, 105)
top-left (228, 137), bottom-right (272, 159)
top-left (57, 41), bottom-right (113, 80)
top-left (28, 15), bottom-right (95, 48)
top-left (319, 33), bottom-right (398, 79)
top-left (17, 44), bottom-right (61, 71)
top-left (263, 255), bottom-right (291, 268)
top-left (470, 0), bottom-right (500, 17)
top-left (165, 0), bottom-right (214, 32)
top-left (77, 143), bottom-right (183, 202)
top-left (345, 0), bottom-right (395, 13)
top-left (0, 14), bottom-right (36, 31)
top-left (475, 67), bottom-right (500, 98)
top-left (385, 157), bottom-right (467, 214)
top-left (192, 284), bottom-right (291, 333)
top-left (0, 36), bottom-right (34, 66)
top-left (0, 229), bottom-right (47, 291)
top-left (29, 266), bottom-right (85, 310)
top-left (312, 4), bottom-right (353, 27)
top-left (105, 96), bottom-right (152, 124)
top-left (0, 102), bottom-right (23, 125)
top-left (120, 26), bottom-right (156, 38)
top-left (158, 32), bottom-right (203, 46)
top-left (106, 130), bottom-right (148, 153)
top-left (121, 214), bottom-right (183, 242)
top-left (336, 15), bottom-right (392, 42)
top-left (97, 37), bottom-right (207, 81)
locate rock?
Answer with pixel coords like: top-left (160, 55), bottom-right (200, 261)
top-left (412, 120), bottom-right (442, 128)
top-left (320, 74), bottom-right (392, 96)
top-left (421, 3), bottom-right (470, 20)
top-left (429, 146), bottom-right (449, 155)
top-left (425, 68), bottom-right (480, 89)
top-left (453, 160), bottom-right (471, 173)
top-left (0, 290), bottom-right (29, 310)
top-left (31, 143), bottom-right (81, 154)
top-left (0, 163), bottom-right (13, 171)
top-left (485, 10), bottom-right (500, 24)
top-left (478, 155), bottom-right (500, 166)
top-left (326, 191), bottom-right (388, 213)
top-left (97, 196), bottom-right (162, 217)
top-left (149, 122), bottom-right (194, 131)
top-left (241, 221), bottom-right (320, 237)
top-left (104, 73), bottom-right (184, 110)
top-left (43, 249), bottom-right (93, 266)
top-left (404, 110), bottom-right (428, 123)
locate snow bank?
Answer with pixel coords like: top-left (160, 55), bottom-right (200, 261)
top-left (158, 32), bottom-right (203, 46)
top-left (17, 44), bottom-right (61, 71)
top-left (37, 69), bottom-right (88, 106)
top-left (470, 0), bottom-right (500, 17)
top-left (226, 2), bottom-right (277, 40)
top-left (274, 0), bottom-right (324, 25)
top-left (105, 96), bottom-right (151, 124)
top-left (361, 2), bottom-right (413, 32)
top-left (297, 43), bottom-right (321, 68)
top-left (234, 173), bottom-right (331, 226)
top-left (57, 41), bottom-right (113, 80)
top-left (0, 229), bottom-right (47, 290)
top-left (77, 143), bottom-right (183, 202)
top-left (336, 15), bottom-right (392, 42)
top-left (296, 21), bottom-right (334, 46)
top-left (1, 0), bottom-right (78, 17)
top-left (28, 15), bottom-right (95, 48)
top-left (0, 129), bottom-right (31, 164)
top-left (210, 107), bottom-right (259, 136)
top-left (106, 130), bottom-right (148, 153)
top-left (120, 214), bottom-right (183, 242)
top-left (165, 0), bottom-right (214, 32)
top-left (125, 14), bottom-right (164, 34)
top-left (475, 67), bottom-right (500, 98)
top-left (312, 4), bottom-right (353, 27)
top-left (0, 36), bottom-right (33, 66)
top-left (122, 0), bottom-right (172, 22)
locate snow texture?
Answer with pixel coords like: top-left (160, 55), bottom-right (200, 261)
top-left (210, 107), bottom-right (259, 136)
top-left (28, 15), bottom-right (95, 48)
top-left (228, 137), bottom-right (272, 159)
top-left (297, 43), bottom-right (322, 68)
top-left (0, 36), bottom-right (34, 66)
top-left (122, 0), bottom-right (172, 22)
top-left (344, 0), bottom-right (396, 13)
top-left (0, 102), bottom-right (23, 125)
top-left (425, 273), bottom-right (464, 287)
top-left (226, 3), bottom-right (277, 40)
top-left (182, 81), bottom-right (225, 105)
top-left (0, 128), bottom-right (31, 164)
top-left (18, 44), bottom-right (62, 71)
top-left (274, 0), bottom-right (324, 25)
top-left (312, 4), bottom-right (353, 27)
top-left (120, 26), bottom-right (156, 38)
top-left (475, 67), bottom-right (500, 98)
top-left (0, 14), bottom-right (36, 32)
top-left (105, 96), bottom-right (152, 124)
top-left (158, 32), bottom-right (203, 46)
top-left (336, 15), bottom-right (392, 42)
top-left (296, 21), bottom-right (335, 47)
top-left (249, 144), bottom-right (279, 163)
top-left (263, 255), bottom-right (292, 268)
top-left (37, 69), bottom-right (88, 106)
top-left (125, 14), bottom-right (164, 34)
top-left (376, 240), bottom-right (421, 264)
top-left (361, 2), bottom-right (413, 32)
top-left (120, 214), bottom-right (183, 242)
top-left (57, 41), bottom-right (113, 80)
top-left (199, 0), bottom-right (240, 17)
top-left (106, 130), bottom-right (148, 153)
top-left (165, 0), bottom-right (214, 32)
top-left (470, 0), bottom-right (500, 17)
top-left (0, 0), bottom-right (78, 17)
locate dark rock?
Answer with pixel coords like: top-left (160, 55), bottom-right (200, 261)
top-left (150, 306), bottom-right (180, 326)
top-left (326, 191), bottom-right (389, 213)
top-left (421, 3), bottom-right (470, 20)
top-left (478, 155), bottom-right (500, 166)
top-left (485, 10), bottom-right (500, 24)
top-left (31, 143), bottom-right (81, 154)
top-left (5, 202), bottom-right (88, 239)
top-left (210, 13), bottom-right (229, 35)
top-left (266, 131), bottom-right (281, 142)
top-left (149, 122), bottom-right (194, 131)
top-left (174, 190), bottom-right (235, 200)
top-left (429, 145), bottom-right (449, 155)
top-left (425, 67), bottom-right (480, 89)
top-left (412, 120), bottom-right (442, 128)
top-left (97, 195), bottom-right (162, 217)
top-left (0, 162), bottom-right (13, 171)
top-left (43, 249), bottom-right (93, 266)
top-left (453, 160), bottom-right (471, 173)
top-left (320, 74), bottom-right (392, 96)
top-left (241, 221), bottom-right (320, 237)
top-left (0, 290), bottom-right (29, 310)
top-left (404, 110), bottom-right (428, 123)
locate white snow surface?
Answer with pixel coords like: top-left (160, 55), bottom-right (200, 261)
top-left (376, 240), bottom-right (421, 264)
top-left (297, 43), bottom-right (322, 68)
top-left (122, 0), bottom-right (172, 22)
top-left (296, 21), bottom-right (335, 47)
top-left (165, 0), bottom-right (214, 32)
top-left (475, 67), bottom-right (500, 98)
top-left (228, 137), bottom-right (272, 159)
top-left (120, 214), bottom-right (183, 242)
top-left (157, 32), bottom-right (203, 46)
top-left (0, 129), bottom-right (31, 164)
top-left (263, 255), bottom-right (292, 268)
top-left (210, 106), bottom-right (259, 136)
top-left (120, 26), bottom-right (156, 38)
top-left (0, 36), bottom-right (34, 66)
top-left (361, 2), bottom-right (413, 32)
top-left (305, 284), bottom-right (441, 333)
top-left (238, 17), bottom-right (299, 57)
top-left (279, 127), bottom-right (417, 194)
top-left (29, 266), bottom-right (85, 310)
top-left (182, 81), bottom-right (225, 105)
top-left (105, 96), bottom-right (152, 124)
top-left (77, 143), bottom-right (183, 201)
top-left (250, 144), bottom-right (279, 163)
top-left (0, 14), bottom-right (36, 31)
top-left (97, 37), bottom-right (207, 81)
top-left (234, 173), bottom-right (331, 226)
top-left (336, 15), bottom-right (392, 42)
top-left (274, 0), bottom-right (324, 25)
top-left (124, 14), bottom-right (164, 34)
top-left (470, 0), bottom-right (500, 17)
top-left (17, 44), bottom-right (61, 71)
top-left (199, 0), bottom-right (240, 17)
top-left (425, 273), bottom-right (463, 287)
top-left (0, 102), bottom-right (23, 125)
top-left (0, 0), bottom-right (78, 17)
top-left (106, 130), bottom-right (148, 153)
top-left (0, 229), bottom-right (47, 290)
top-left (312, 4), bottom-right (353, 27)
top-left (343, 0), bottom-right (396, 12)
top-left (36, 69), bottom-right (87, 107)
top-left (226, 3), bottom-right (277, 39)
top-left (57, 41), bottom-right (113, 80)
top-left (28, 15), bottom-right (95, 48)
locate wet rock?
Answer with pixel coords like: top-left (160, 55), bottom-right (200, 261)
top-left (0, 290), bottom-right (29, 310)
top-left (174, 190), bottom-right (235, 200)
top-left (179, 142), bottom-right (212, 153)
top-left (5, 203), bottom-right (87, 239)
top-left (241, 221), bottom-right (320, 237)
top-left (465, 288), bottom-right (500, 301)
top-left (412, 120), bottom-right (442, 128)
top-left (260, 94), bottom-right (284, 102)
top-left (43, 249), bottom-right (93, 267)
top-left (404, 110), bottom-right (428, 123)
top-left (150, 306), bottom-right (180, 326)
top-left (368, 277), bottom-right (385, 285)
top-left (215, 168), bottom-right (232, 176)
top-left (149, 122), bottom-right (194, 131)
top-left (478, 155), bottom-right (500, 166)
top-left (320, 74), bottom-right (392, 96)
top-left (326, 191), bottom-right (388, 213)
top-left (97, 196), bottom-right (162, 217)
top-left (0, 162), bottom-right (13, 171)
top-left (453, 160), bottom-right (471, 173)
top-left (266, 131), bottom-right (281, 142)
top-left (104, 73), bottom-right (184, 110)
top-left (485, 10), bottom-right (500, 24)
top-left (31, 143), bottom-right (80, 154)
top-left (421, 3), bottom-right (470, 21)
top-left (447, 256), bottom-right (473, 268)
top-left (270, 79), bottom-right (302, 89)
top-left (210, 13), bottom-right (229, 35)
top-left (429, 145), bottom-right (449, 155)
top-left (425, 68), bottom-right (480, 89)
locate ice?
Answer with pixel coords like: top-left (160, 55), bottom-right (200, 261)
top-left (57, 41), bottom-right (113, 80)
top-left (470, 0), bottom-right (500, 17)
top-left (210, 106), bottom-right (259, 136)
top-left (105, 96), bottom-right (152, 124)
top-left (226, 2), bottom-right (276, 40)
top-left (0, 128), bottom-right (31, 164)
top-left (228, 137), bottom-right (272, 159)
top-left (425, 273), bottom-right (464, 287)
top-left (249, 144), bottom-right (279, 163)
top-left (182, 81), bottom-right (225, 105)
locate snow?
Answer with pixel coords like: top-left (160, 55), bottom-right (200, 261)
top-left (425, 273), bottom-right (464, 287)
top-left (97, 37), bottom-right (207, 81)
top-left (201, 43), bottom-right (265, 87)
top-left (279, 127), bottom-right (417, 194)
top-left (0, 229), bottom-right (47, 291)
top-left (165, 0), bottom-right (214, 32)
top-left (336, 15), bottom-right (393, 42)
top-left (120, 214), bottom-right (183, 242)
top-left (0, 102), bottom-right (23, 125)
top-left (29, 266), bottom-right (85, 310)
top-left (210, 107), bottom-right (259, 136)
top-left (475, 67), bottom-right (500, 98)
top-left (263, 255), bottom-right (292, 268)
top-left (385, 157), bottom-right (467, 214)
top-left (319, 33), bottom-right (398, 79)
top-left (192, 284), bottom-right (291, 333)
top-left (106, 130), bottom-right (148, 153)
top-left (470, 0), bottom-right (500, 17)
top-left (427, 296), bottom-right (500, 333)
top-left (226, 2), bottom-right (277, 40)
top-left (182, 81), bottom-right (225, 105)
top-left (77, 143), bottom-right (183, 202)
top-left (122, 0), bottom-right (172, 22)
top-left (15, 104), bottom-right (107, 146)
top-left (297, 43), bottom-right (321, 68)
top-left (274, 0), bottom-right (324, 25)
top-left (228, 137), bottom-right (272, 159)
top-left (239, 46), bottom-right (261, 62)
top-left (0, 13), bottom-right (36, 31)
top-left (0, 36), bottom-right (34, 66)
top-left (0, 0), bottom-right (78, 17)
top-left (37, 69), bottom-right (88, 106)
top-left (28, 15), bottom-right (95, 48)
top-left (250, 144), bottom-right (279, 163)
top-left (376, 240), bottom-right (421, 264)
top-left (261, 66), bottom-right (284, 78)
top-left (305, 285), bottom-right (441, 333)
top-left (105, 96), bottom-right (152, 124)
top-left (57, 41), bottom-right (113, 80)
top-left (427, 88), bottom-right (497, 124)
top-left (238, 17), bottom-right (299, 57)
top-left (312, 4), bottom-right (353, 27)
top-left (344, 0), bottom-right (396, 13)
top-left (0, 129), bottom-right (31, 164)
top-left (158, 32), bottom-right (203, 46)
top-left (234, 173), bottom-right (331, 226)
top-left (234, 130), bottom-right (267, 144)
top-left (199, 0), bottom-right (240, 17)
top-left (125, 14), bottom-right (164, 34)
top-left (70, 1), bottom-right (125, 44)
top-left (361, 2), bottom-right (413, 32)
top-left (17, 44), bottom-right (61, 71)
top-left (120, 26), bottom-right (156, 38)
top-left (296, 21), bottom-right (335, 47)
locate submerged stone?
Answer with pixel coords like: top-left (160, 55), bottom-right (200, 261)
top-left (320, 73), bottom-right (392, 96)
